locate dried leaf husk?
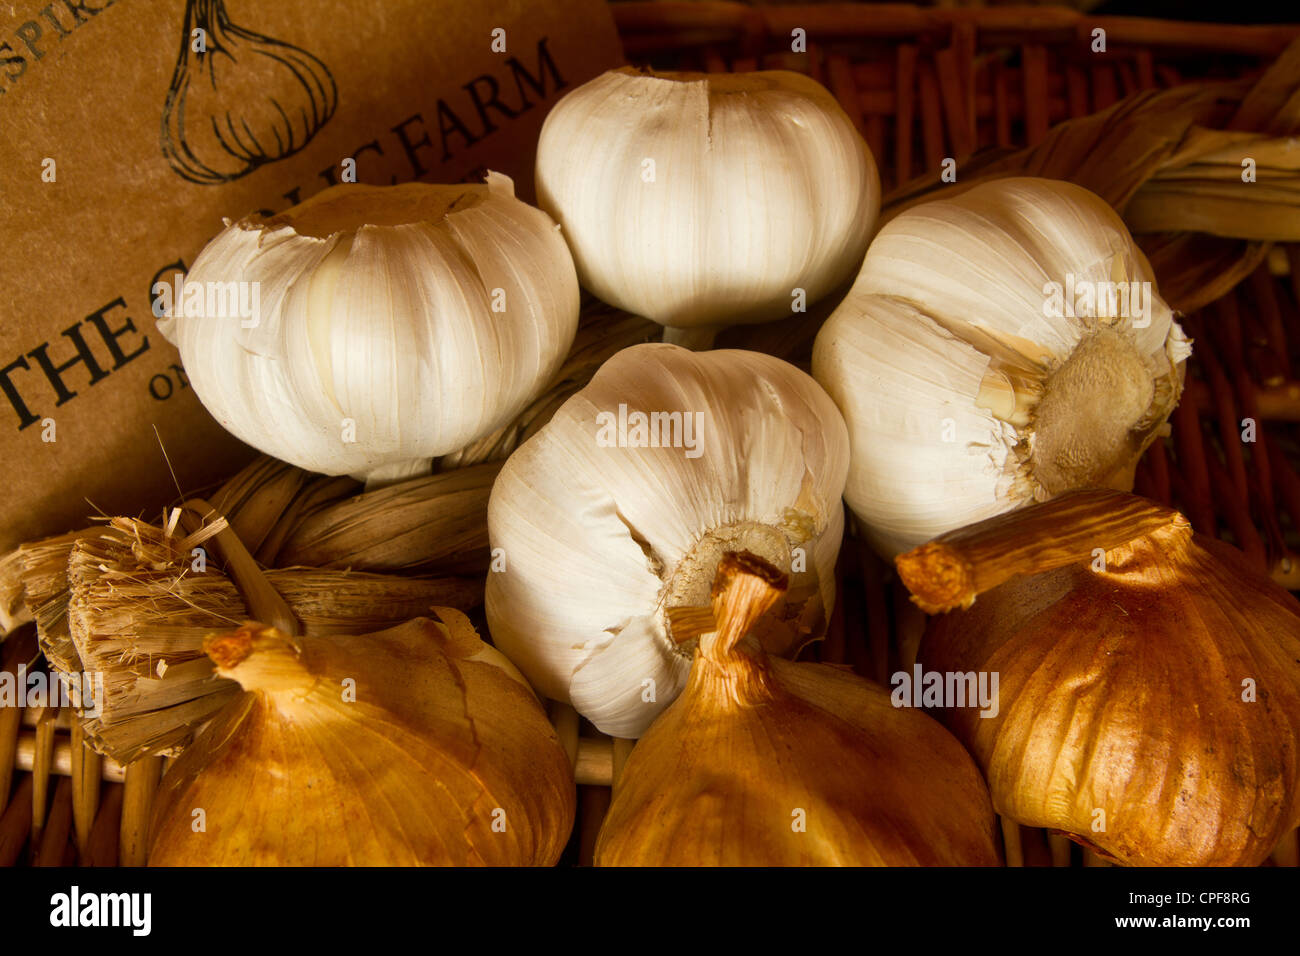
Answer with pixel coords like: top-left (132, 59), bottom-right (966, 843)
top-left (0, 547), bottom-right (31, 636)
top-left (0, 454), bottom-right (328, 660)
top-left (148, 612), bottom-right (576, 866)
top-left (595, 552), bottom-right (1000, 866)
top-left (275, 461), bottom-right (502, 575)
top-left (0, 528), bottom-right (101, 668)
top-left (66, 516), bottom-right (480, 762)
top-left (173, 450), bottom-right (496, 575)
top-left (208, 456), bottom-right (359, 564)
top-left (896, 490), bottom-right (1300, 866)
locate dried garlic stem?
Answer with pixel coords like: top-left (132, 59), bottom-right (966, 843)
top-left (895, 489), bottom-right (1186, 613)
top-left (662, 325), bottom-right (721, 351)
top-left (204, 624), bottom-right (314, 694)
top-left (665, 605), bottom-right (715, 644)
top-left (700, 551), bottom-right (789, 660)
top-left (178, 498), bottom-right (300, 637)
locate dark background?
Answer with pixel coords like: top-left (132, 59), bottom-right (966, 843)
top-left (609, 0), bottom-right (1300, 25)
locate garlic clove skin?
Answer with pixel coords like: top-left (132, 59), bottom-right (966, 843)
top-left (536, 67), bottom-right (880, 331)
top-left (899, 491), bottom-right (1300, 866)
top-left (813, 177), bottom-right (1191, 557)
top-left (597, 658), bottom-right (1002, 866)
top-left (815, 294), bottom-right (1022, 554)
top-left (147, 611), bottom-right (576, 866)
top-left (159, 174), bottom-right (579, 485)
top-left (595, 553), bottom-right (1001, 866)
top-left (485, 343), bottom-right (849, 737)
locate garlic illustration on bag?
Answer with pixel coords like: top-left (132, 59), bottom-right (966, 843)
top-left (161, 0), bottom-right (338, 185)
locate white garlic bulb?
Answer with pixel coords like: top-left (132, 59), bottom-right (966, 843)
top-left (812, 177), bottom-right (1191, 557)
top-left (485, 343), bottom-right (849, 737)
top-left (535, 68), bottom-right (879, 336)
top-left (159, 173), bottom-right (579, 485)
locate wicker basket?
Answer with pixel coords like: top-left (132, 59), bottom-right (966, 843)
top-left (4, 1), bottom-right (1300, 867)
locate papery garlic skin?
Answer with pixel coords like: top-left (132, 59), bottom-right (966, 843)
top-left (536, 68), bottom-right (880, 331)
top-left (898, 492), bottom-right (1300, 867)
top-left (147, 612), bottom-right (576, 866)
top-left (812, 177), bottom-right (1190, 557)
top-left (485, 344), bottom-right (849, 738)
top-left (159, 174), bottom-right (579, 484)
top-left (595, 553), bottom-right (1000, 866)
top-left (598, 656), bottom-right (1000, 866)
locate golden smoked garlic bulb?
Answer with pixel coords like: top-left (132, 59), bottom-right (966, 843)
top-left (485, 343), bottom-right (849, 738)
top-left (897, 491), bottom-right (1300, 867)
top-left (158, 174), bottom-right (579, 486)
top-left (596, 552), bottom-right (1001, 866)
top-left (148, 612), bottom-right (575, 866)
top-left (813, 177), bottom-right (1190, 557)
top-left (536, 68), bottom-right (879, 340)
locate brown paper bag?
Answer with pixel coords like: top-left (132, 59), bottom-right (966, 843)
top-left (0, 0), bottom-right (624, 551)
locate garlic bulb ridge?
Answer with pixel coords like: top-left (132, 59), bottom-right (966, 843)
top-left (159, 173), bottom-right (580, 485)
top-left (485, 343), bottom-right (849, 737)
top-left (536, 67), bottom-right (880, 334)
top-left (813, 177), bottom-right (1190, 557)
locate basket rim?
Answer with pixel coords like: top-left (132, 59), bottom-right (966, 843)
top-left (612, 1), bottom-right (1300, 58)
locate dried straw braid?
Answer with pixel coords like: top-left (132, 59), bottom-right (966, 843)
top-left (883, 37), bottom-right (1300, 313)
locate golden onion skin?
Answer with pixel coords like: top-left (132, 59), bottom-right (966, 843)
top-left (595, 650), bottom-right (1001, 866)
top-left (920, 522), bottom-right (1300, 867)
top-left (148, 614), bottom-right (575, 866)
